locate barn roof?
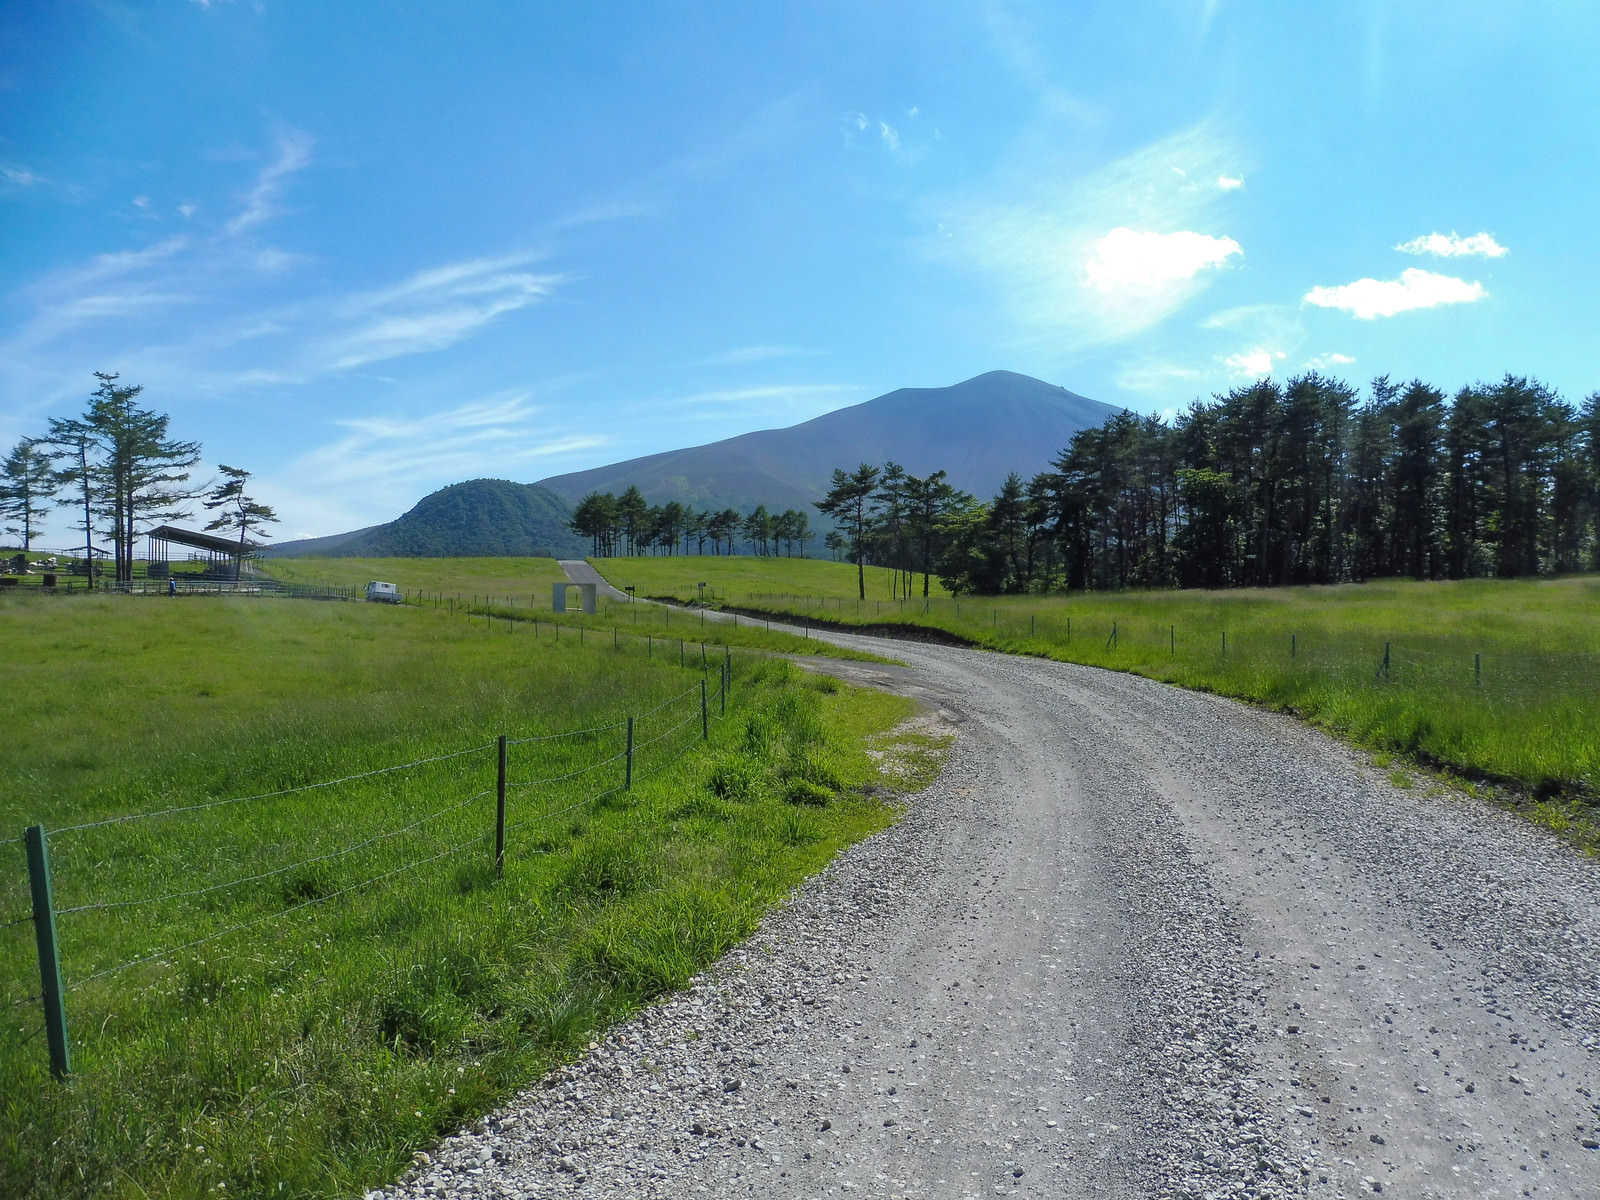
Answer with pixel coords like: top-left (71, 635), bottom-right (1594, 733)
top-left (147, 525), bottom-right (263, 556)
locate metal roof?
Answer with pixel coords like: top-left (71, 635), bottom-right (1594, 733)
top-left (146, 524), bottom-right (264, 556)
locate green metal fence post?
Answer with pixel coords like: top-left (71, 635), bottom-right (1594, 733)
top-left (495, 736), bottom-right (507, 879)
top-left (1292, 633), bottom-right (1297, 659)
top-left (1222, 630), bottom-right (1227, 657)
top-left (701, 679), bottom-right (709, 740)
top-left (1475, 651), bottom-right (1481, 687)
top-left (625, 718), bottom-right (635, 790)
top-left (25, 825), bottom-right (70, 1080)
top-left (1170, 624), bottom-right (1175, 657)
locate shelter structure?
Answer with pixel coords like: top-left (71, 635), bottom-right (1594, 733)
top-left (552, 581), bottom-right (597, 614)
top-left (145, 525), bottom-right (261, 579)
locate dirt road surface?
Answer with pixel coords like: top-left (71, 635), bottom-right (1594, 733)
top-left (383, 628), bottom-right (1600, 1200)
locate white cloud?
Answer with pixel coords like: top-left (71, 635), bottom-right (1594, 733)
top-left (1217, 174), bottom-right (1244, 190)
top-left (1224, 347), bottom-right (1282, 377)
top-left (1, 164), bottom-right (43, 188)
top-left (1115, 361), bottom-right (1204, 394)
top-left (295, 392), bottom-right (610, 492)
top-left (178, 203), bottom-right (197, 219)
top-left (224, 128), bottom-right (313, 236)
top-left (879, 122), bottom-right (901, 153)
top-left (699, 345), bottom-right (812, 365)
top-left (1305, 352), bottom-right (1356, 370)
top-left (1396, 231), bottom-right (1507, 259)
top-left (1084, 228), bottom-right (1241, 293)
top-left (1304, 268), bottom-right (1486, 319)
top-left (319, 253), bottom-right (561, 370)
top-left (907, 106), bottom-right (920, 118)
top-left (934, 122), bottom-right (1245, 345)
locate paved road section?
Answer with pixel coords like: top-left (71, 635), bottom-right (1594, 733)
top-left (381, 635), bottom-right (1600, 1200)
top-left (556, 560), bottom-right (634, 603)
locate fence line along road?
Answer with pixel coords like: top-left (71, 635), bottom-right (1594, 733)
top-left (6, 658), bottom-right (735, 1081)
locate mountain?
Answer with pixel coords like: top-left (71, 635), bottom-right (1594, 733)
top-left (535, 371), bottom-right (1120, 511)
top-left (265, 479), bottom-right (586, 558)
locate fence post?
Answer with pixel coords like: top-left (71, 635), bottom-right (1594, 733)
top-left (647, 635), bottom-right (652, 658)
top-left (1475, 651), bottom-right (1481, 687)
top-left (1292, 633), bottom-right (1297, 659)
top-left (1222, 630), bottom-right (1227, 657)
top-left (679, 639), bottom-right (684, 667)
top-left (495, 737), bottom-right (507, 879)
top-left (24, 825), bottom-right (70, 1080)
top-left (1379, 641), bottom-right (1391, 681)
top-left (625, 717), bottom-right (635, 790)
top-left (701, 679), bottom-right (709, 739)
top-left (1170, 625), bottom-right (1175, 657)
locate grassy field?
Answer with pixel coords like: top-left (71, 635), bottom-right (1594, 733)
top-left (588, 559), bottom-right (1600, 816)
top-left (0, 591), bottom-right (935, 1200)
top-left (261, 555), bottom-right (573, 602)
top-left (591, 553), bottom-right (953, 604)
top-left (261, 555), bottom-right (890, 663)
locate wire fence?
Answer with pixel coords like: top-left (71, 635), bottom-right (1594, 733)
top-left (2, 656), bottom-right (734, 1079)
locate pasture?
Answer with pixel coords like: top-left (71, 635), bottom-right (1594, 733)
top-left (590, 560), bottom-right (1600, 817)
top-left (0, 591), bottom-right (929, 1200)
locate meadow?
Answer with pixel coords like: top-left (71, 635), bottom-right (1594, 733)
top-left (260, 555), bottom-right (888, 662)
top-left (592, 558), bottom-right (1600, 821)
top-left (593, 553), bottom-right (953, 605)
top-left (0, 591), bottom-right (933, 1200)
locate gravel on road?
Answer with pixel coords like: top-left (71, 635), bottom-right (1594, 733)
top-left (375, 635), bottom-right (1600, 1200)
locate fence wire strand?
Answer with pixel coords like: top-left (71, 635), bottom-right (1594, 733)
top-left (56, 789), bottom-right (494, 917)
top-left (507, 720), bottom-right (626, 746)
top-left (508, 749), bottom-right (630, 790)
top-left (68, 830), bottom-right (493, 991)
top-left (53, 742), bottom-right (496, 837)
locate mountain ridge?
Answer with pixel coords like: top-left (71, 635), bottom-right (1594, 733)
top-left (269, 372), bottom-right (1121, 557)
top-left (535, 370), bottom-right (1119, 511)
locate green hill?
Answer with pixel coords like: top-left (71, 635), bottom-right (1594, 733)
top-left (265, 479), bottom-right (585, 559)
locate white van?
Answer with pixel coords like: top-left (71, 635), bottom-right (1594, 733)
top-left (365, 581), bottom-right (403, 604)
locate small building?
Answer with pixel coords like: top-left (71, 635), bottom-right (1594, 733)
top-left (145, 525), bottom-right (261, 579)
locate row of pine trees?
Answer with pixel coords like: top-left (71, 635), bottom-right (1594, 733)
top-left (903, 372), bottom-right (1600, 595)
top-left (569, 486), bottom-right (817, 557)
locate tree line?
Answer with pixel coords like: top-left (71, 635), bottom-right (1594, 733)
top-left (569, 486), bottom-right (816, 557)
top-left (0, 373), bottom-right (277, 584)
top-left (818, 372), bottom-right (1600, 597)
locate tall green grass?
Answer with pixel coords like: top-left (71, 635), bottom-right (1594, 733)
top-left (0, 593), bottom-right (924, 1199)
top-left (589, 562), bottom-right (1600, 802)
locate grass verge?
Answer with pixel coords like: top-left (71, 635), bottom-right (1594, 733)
top-left (0, 592), bottom-right (927, 1199)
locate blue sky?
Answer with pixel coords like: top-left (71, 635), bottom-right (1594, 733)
top-left (3, 1), bottom-right (1597, 541)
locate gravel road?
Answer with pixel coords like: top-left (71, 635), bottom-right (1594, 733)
top-left (380, 631), bottom-right (1600, 1200)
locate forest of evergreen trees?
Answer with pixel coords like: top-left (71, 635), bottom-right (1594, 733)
top-left (916, 372), bottom-right (1600, 595)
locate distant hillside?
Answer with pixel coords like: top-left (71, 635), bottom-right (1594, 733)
top-left (536, 371), bottom-right (1120, 511)
top-left (265, 479), bottom-right (585, 559)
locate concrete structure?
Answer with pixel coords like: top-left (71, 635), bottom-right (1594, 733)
top-left (552, 581), bottom-right (597, 613)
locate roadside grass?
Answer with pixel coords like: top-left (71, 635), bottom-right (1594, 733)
top-left (0, 592), bottom-right (924, 1200)
top-left (589, 554), bottom-right (952, 604)
top-left (262, 555), bottom-right (890, 663)
top-left (588, 561), bottom-right (1600, 816)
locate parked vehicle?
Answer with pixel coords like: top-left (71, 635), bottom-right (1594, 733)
top-left (365, 580), bottom-right (403, 604)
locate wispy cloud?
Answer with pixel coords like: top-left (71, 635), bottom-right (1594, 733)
top-left (1304, 351), bottom-right (1356, 370)
top-left (294, 392), bottom-right (609, 492)
top-left (1217, 174), bottom-right (1244, 191)
top-left (318, 253), bottom-right (561, 370)
top-left (1115, 361), bottom-right (1204, 394)
top-left (698, 345), bottom-right (814, 366)
top-left (224, 128), bottom-right (313, 235)
top-left (934, 122), bottom-right (1246, 345)
top-left (2, 163), bottom-right (43, 188)
top-left (1304, 268), bottom-right (1487, 319)
top-left (1395, 231), bottom-right (1507, 259)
